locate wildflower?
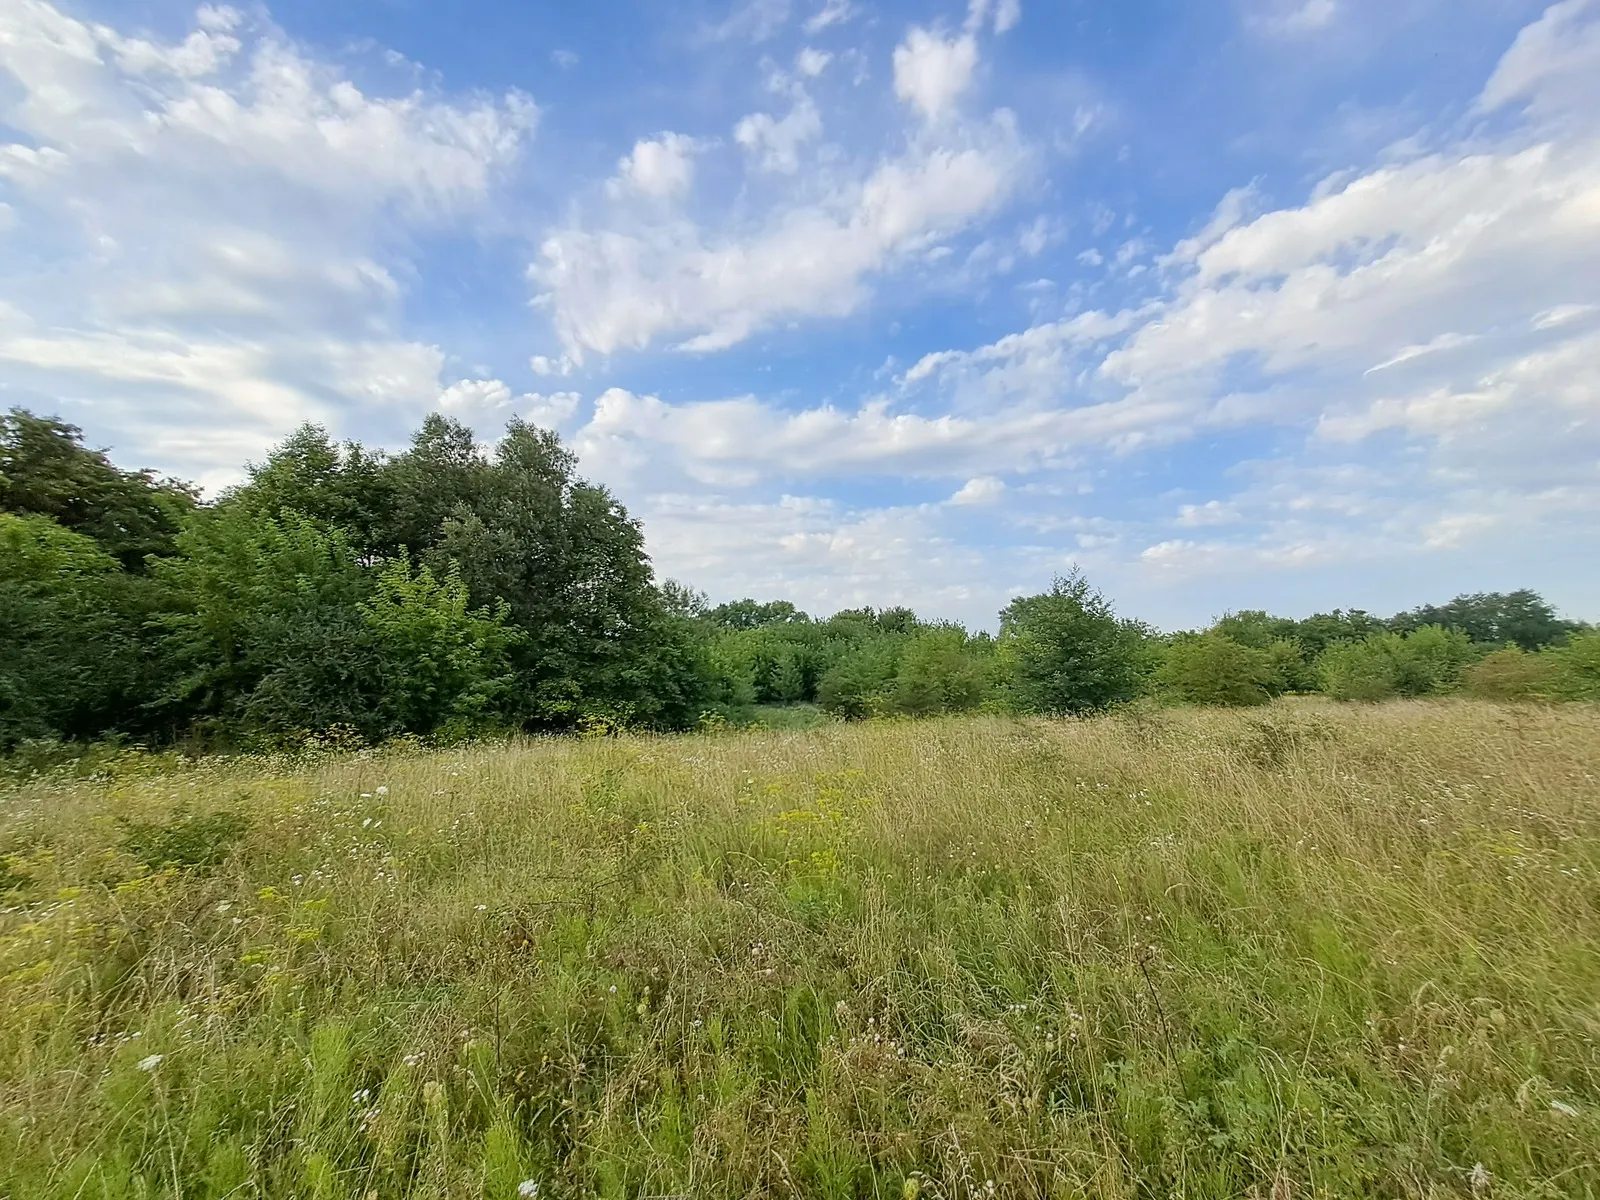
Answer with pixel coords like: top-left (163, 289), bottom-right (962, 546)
top-left (402, 1052), bottom-right (425, 1067)
top-left (136, 1054), bottom-right (163, 1072)
top-left (1468, 1162), bottom-right (1491, 1193)
top-left (517, 1183), bottom-right (540, 1199)
top-left (376, 786), bottom-right (389, 797)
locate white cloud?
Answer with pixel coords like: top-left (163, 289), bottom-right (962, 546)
top-left (534, 113), bottom-right (1027, 357)
top-left (0, 1), bottom-right (533, 492)
top-left (614, 133), bottom-right (699, 199)
top-left (541, 0), bottom-right (1600, 619)
top-left (803, 0), bottom-right (855, 33)
top-left (439, 378), bottom-right (513, 412)
top-left (1176, 500), bottom-right (1240, 527)
top-left (966, 0), bottom-right (1022, 35)
top-left (949, 475), bottom-right (1005, 505)
top-left (1362, 331), bottom-right (1478, 376)
top-left (1477, 0), bottom-right (1600, 122)
top-left (704, 0), bottom-right (792, 43)
top-left (893, 27), bottom-right (978, 121)
top-left (796, 47), bottom-right (831, 76)
top-left (1246, 0), bottom-right (1338, 37)
top-left (733, 99), bottom-right (822, 172)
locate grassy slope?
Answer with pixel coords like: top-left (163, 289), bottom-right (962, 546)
top-left (2, 701), bottom-right (1598, 1199)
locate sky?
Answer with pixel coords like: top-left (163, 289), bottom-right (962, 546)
top-left (1, 0), bottom-right (1597, 630)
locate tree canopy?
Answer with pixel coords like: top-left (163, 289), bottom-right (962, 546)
top-left (0, 406), bottom-right (1591, 752)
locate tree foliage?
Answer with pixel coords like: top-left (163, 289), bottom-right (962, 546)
top-left (998, 573), bottom-right (1148, 715)
top-left (1, 406), bottom-right (1593, 751)
top-left (1, 408), bottom-right (195, 570)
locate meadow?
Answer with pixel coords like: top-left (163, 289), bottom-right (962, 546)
top-left (2, 701), bottom-right (1598, 1199)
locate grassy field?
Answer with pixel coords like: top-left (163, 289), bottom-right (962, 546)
top-left (2, 702), bottom-right (1598, 1199)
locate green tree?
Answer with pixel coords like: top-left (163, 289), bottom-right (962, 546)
top-left (224, 424), bottom-right (397, 563)
top-left (1158, 633), bottom-right (1276, 706)
top-left (705, 598), bottom-right (810, 630)
top-left (998, 573), bottom-right (1147, 715)
top-left (817, 640), bottom-right (902, 719)
top-left (150, 508), bottom-right (378, 739)
top-left (1316, 626), bottom-right (1474, 702)
top-left (1390, 589), bottom-right (1578, 650)
top-left (891, 627), bottom-right (994, 716)
top-left (0, 514), bottom-right (158, 747)
top-left (358, 560), bottom-right (519, 737)
top-left (1, 408), bottom-right (195, 571)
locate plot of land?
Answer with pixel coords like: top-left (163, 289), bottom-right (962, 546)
top-left (3, 701), bottom-right (1598, 1198)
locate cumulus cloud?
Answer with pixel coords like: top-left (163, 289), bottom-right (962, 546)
top-left (0, 1), bottom-right (534, 491)
top-left (537, 0), bottom-right (1600, 617)
top-left (533, 113), bottom-right (1027, 356)
top-left (949, 475), bottom-right (1006, 505)
top-left (892, 27), bottom-right (979, 121)
top-left (733, 99), bottom-right (822, 172)
top-left (613, 133), bottom-right (699, 199)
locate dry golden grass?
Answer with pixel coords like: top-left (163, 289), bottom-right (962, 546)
top-left (2, 699), bottom-right (1598, 1198)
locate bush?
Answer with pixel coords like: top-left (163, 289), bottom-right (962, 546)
top-left (1461, 647), bottom-right (1557, 700)
top-left (1316, 626), bottom-right (1474, 701)
top-left (1158, 633), bottom-right (1275, 706)
top-left (890, 628), bottom-right (994, 716)
top-left (817, 641), bottom-right (902, 719)
top-left (1545, 631), bottom-right (1600, 700)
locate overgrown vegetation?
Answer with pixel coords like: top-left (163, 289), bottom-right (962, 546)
top-left (1, 407), bottom-right (1594, 760)
top-left (2, 703), bottom-right (1598, 1197)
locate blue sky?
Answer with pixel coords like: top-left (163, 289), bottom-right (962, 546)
top-left (2, 0), bottom-right (1597, 629)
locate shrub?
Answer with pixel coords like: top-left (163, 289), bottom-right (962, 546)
top-left (1158, 633), bottom-right (1275, 706)
top-left (1317, 626), bottom-right (1474, 701)
top-left (1545, 631), bottom-right (1600, 700)
top-left (817, 641), bottom-right (901, 719)
top-left (1461, 647), bottom-right (1557, 700)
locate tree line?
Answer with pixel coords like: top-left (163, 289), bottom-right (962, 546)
top-left (2, 408), bottom-right (1595, 753)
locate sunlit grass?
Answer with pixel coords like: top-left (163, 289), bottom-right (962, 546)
top-left (2, 700), bottom-right (1598, 1198)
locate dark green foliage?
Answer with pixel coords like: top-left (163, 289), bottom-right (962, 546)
top-left (3, 406), bottom-right (1596, 753)
top-left (1389, 588), bottom-right (1579, 650)
top-left (890, 627), bottom-right (994, 716)
top-left (150, 509), bottom-right (379, 738)
top-left (1, 408), bottom-right (195, 570)
top-left (357, 560), bottom-right (519, 737)
top-left (0, 514), bottom-right (162, 749)
top-left (998, 572), bottom-right (1148, 715)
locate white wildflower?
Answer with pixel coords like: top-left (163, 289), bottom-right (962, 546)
top-left (517, 1182), bottom-right (540, 1198)
top-left (375, 786), bottom-right (389, 797)
top-left (136, 1054), bottom-right (163, 1072)
top-left (1469, 1162), bottom-right (1491, 1193)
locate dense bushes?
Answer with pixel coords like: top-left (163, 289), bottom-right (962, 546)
top-left (0, 405), bottom-right (1593, 750)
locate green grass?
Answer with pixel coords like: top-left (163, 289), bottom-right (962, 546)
top-left (2, 701), bottom-right (1598, 1198)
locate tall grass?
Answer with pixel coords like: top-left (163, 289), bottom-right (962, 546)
top-left (2, 700), bottom-right (1597, 1198)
